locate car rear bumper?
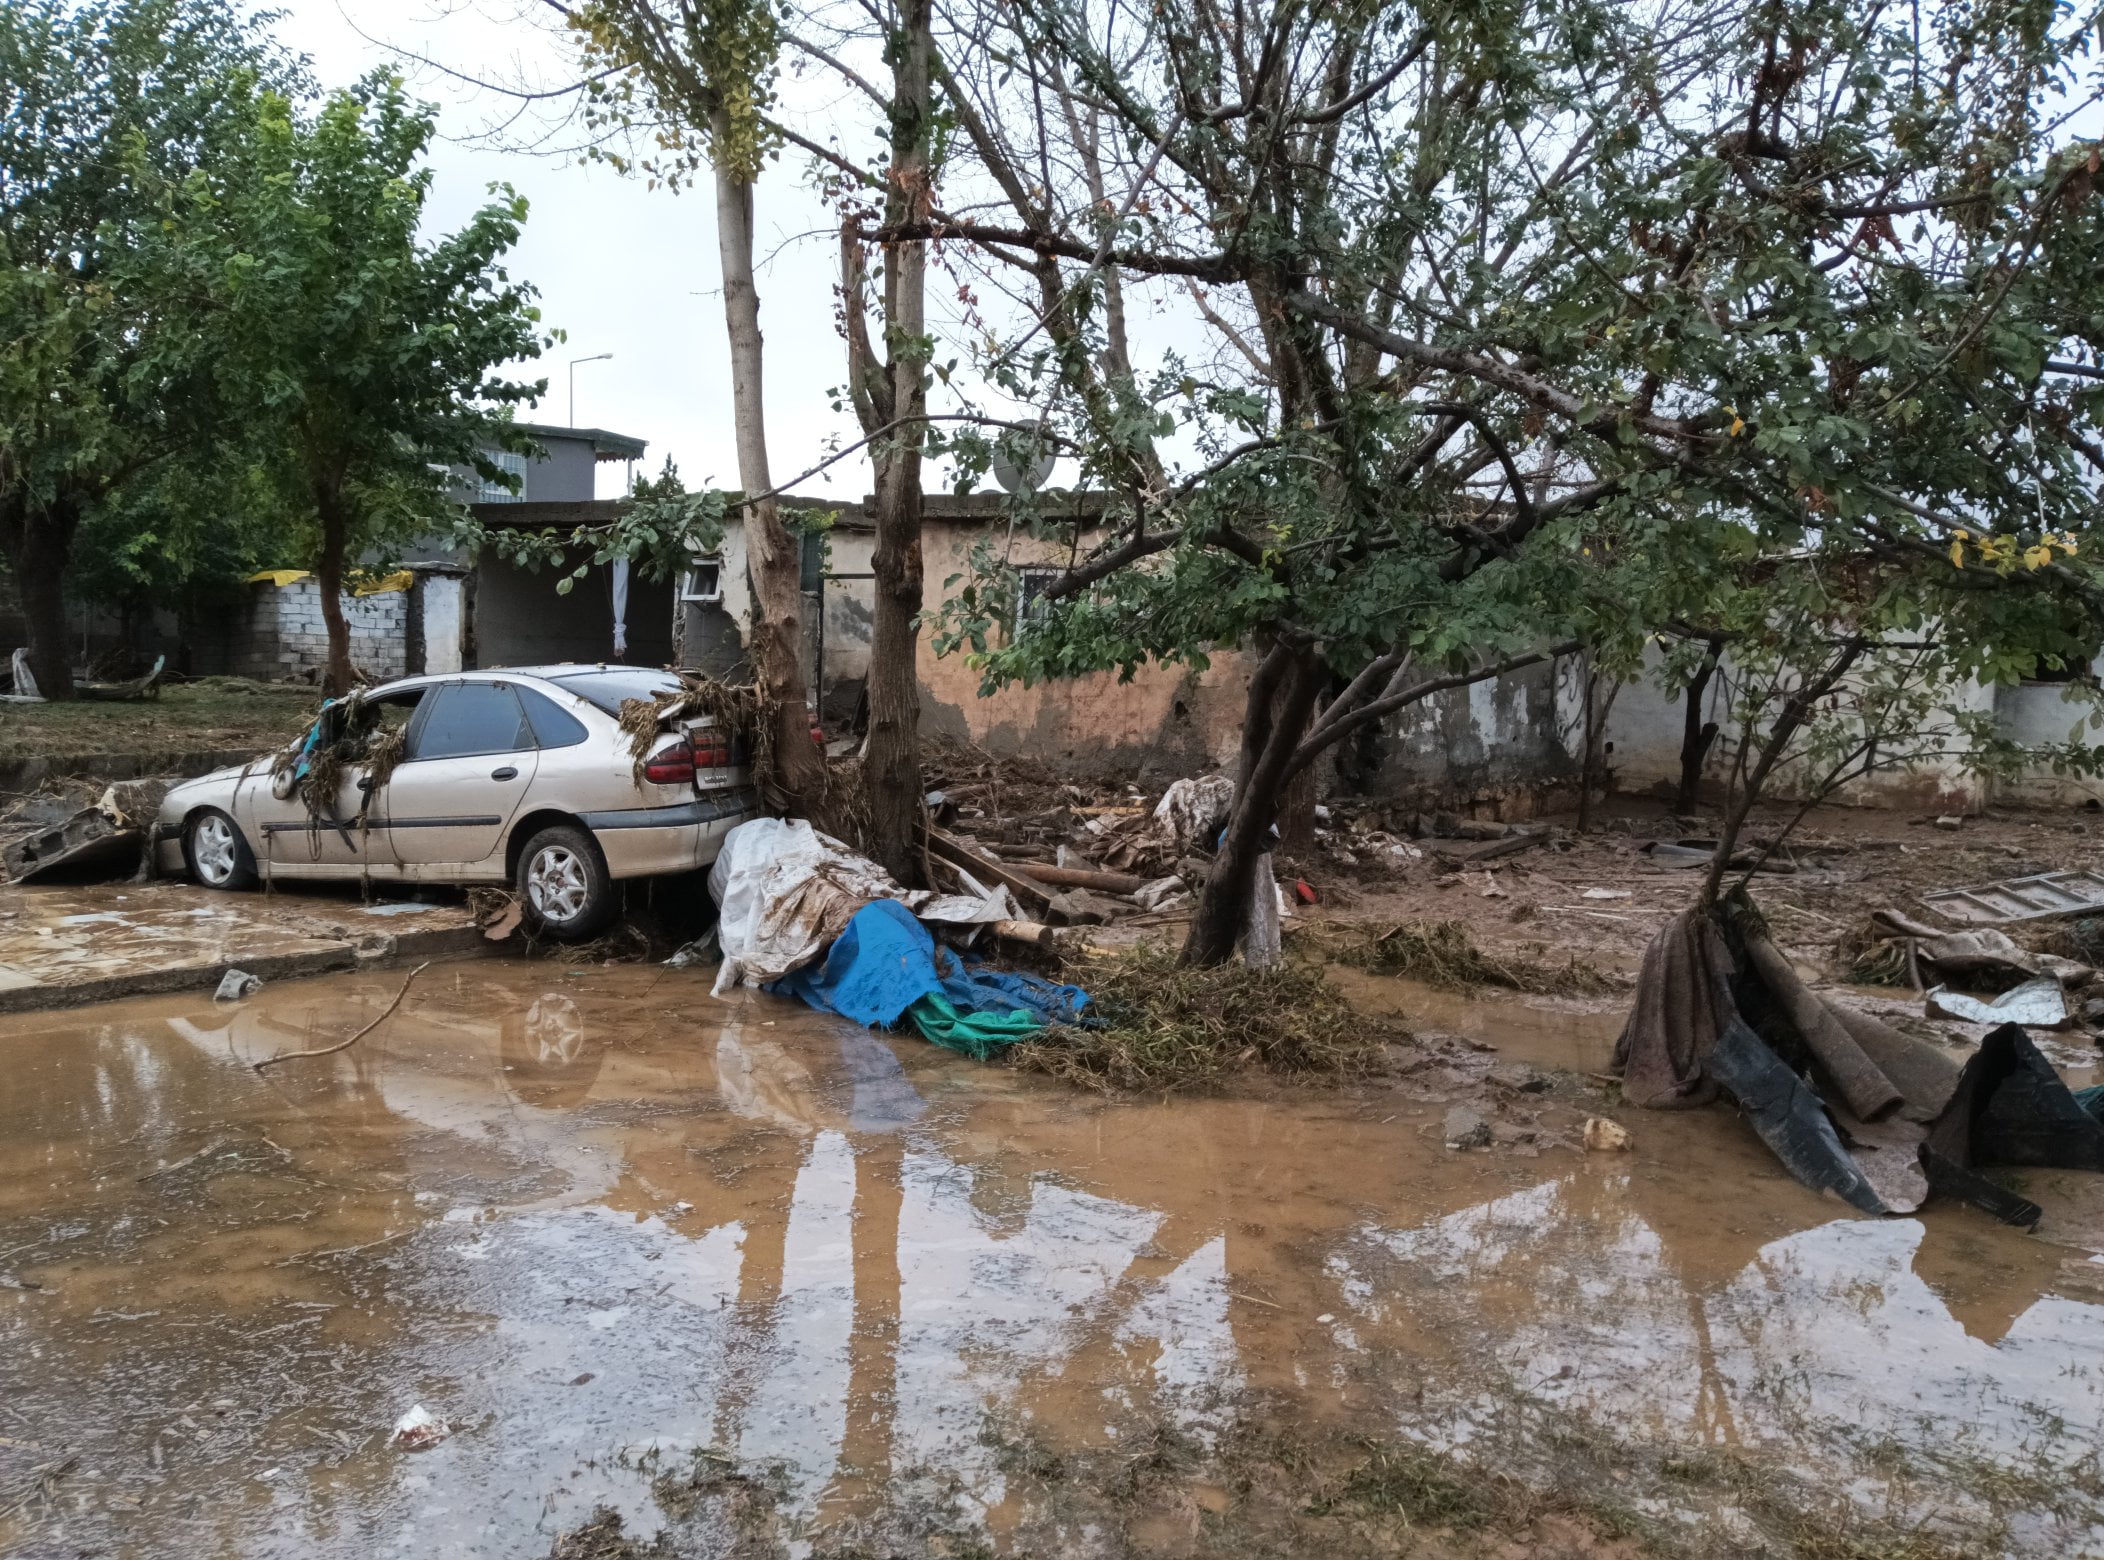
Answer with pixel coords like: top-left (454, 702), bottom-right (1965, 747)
top-left (584, 789), bottom-right (761, 878)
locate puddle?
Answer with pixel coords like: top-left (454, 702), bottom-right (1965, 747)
top-left (2, 964), bottom-right (2102, 1556)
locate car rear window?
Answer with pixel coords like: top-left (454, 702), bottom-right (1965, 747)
top-left (517, 685), bottom-right (589, 748)
top-left (548, 669), bottom-right (683, 715)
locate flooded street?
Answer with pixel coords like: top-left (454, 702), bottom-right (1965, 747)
top-left (4, 963), bottom-right (2104, 1557)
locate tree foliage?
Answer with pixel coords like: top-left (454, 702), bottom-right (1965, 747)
top-left (0, 0), bottom-right (301, 695)
top-left (188, 73), bottom-right (551, 692)
top-left (863, 0), bottom-right (2104, 956)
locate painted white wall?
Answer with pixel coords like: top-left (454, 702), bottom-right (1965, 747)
top-left (421, 575), bottom-right (466, 676)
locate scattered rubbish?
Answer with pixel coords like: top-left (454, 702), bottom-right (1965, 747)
top-left (1926, 978), bottom-right (2072, 1030)
top-left (1132, 875), bottom-right (1188, 912)
top-left (1933, 814), bottom-right (1965, 831)
top-left (1582, 1117), bottom-right (1631, 1152)
top-left (480, 900), bottom-right (524, 942)
top-left (391, 1404), bottom-right (453, 1451)
top-left (1581, 887), bottom-right (1631, 900)
top-left (1618, 904), bottom-right (2104, 1223)
top-left (1152, 775), bottom-right (1236, 851)
top-left (1241, 853), bottom-right (1283, 970)
top-left (76, 654), bottom-right (166, 702)
top-left (1443, 1106), bottom-right (1493, 1149)
top-left (7, 647), bottom-right (41, 700)
top-left (714, 818), bottom-right (1022, 995)
top-left (1426, 831), bottom-right (1541, 866)
top-left (1921, 868), bottom-right (2104, 925)
top-left (1294, 879), bottom-right (1319, 906)
top-left (663, 929), bottom-right (719, 969)
top-left (4, 804), bottom-right (147, 884)
top-left (1014, 862), bottom-right (1146, 895)
top-left (1046, 887), bottom-right (1127, 926)
top-left (214, 968), bottom-right (262, 1002)
top-left (770, 899), bottom-right (1089, 1059)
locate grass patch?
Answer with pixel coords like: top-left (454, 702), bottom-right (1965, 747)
top-left (1337, 919), bottom-right (1621, 994)
top-left (0, 678), bottom-right (316, 764)
top-left (1307, 1438), bottom-right (1500, 1529)
top-left (1008, 942), bottom-right (1398, 1092)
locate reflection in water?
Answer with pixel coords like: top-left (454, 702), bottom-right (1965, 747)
top-left (1, 963), bottom-right (2101, 1557)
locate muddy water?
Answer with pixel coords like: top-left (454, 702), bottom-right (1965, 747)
top-left (3, 965), bottom-right (2103, 1557)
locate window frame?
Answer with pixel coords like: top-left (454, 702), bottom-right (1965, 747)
top-left (404, 679), bottom-right (535, 763)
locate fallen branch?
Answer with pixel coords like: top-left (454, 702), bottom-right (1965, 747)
top-left (253, 962), bottom-right (431, 1072)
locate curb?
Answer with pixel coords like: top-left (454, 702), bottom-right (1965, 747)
top-left (0, 922), bottom-right (491, 1016)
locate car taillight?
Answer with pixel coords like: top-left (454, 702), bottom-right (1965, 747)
top-left (690, 733), bottom-right (733, 769)
top-left (644, 740), bottom-right (696, 784)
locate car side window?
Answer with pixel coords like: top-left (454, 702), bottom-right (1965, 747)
top-left (410, 682), bottom-right (531, 761)
top-left (516, 685), bottom-right (589, 749)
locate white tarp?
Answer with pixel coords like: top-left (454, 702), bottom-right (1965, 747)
top-left (707, 817), bottom-right (1020, 996)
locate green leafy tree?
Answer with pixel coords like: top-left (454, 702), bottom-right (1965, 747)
top-left (192, 74), bottom-right (550, 694)
top-left (0, 0), bottom-right (298, 698)
top-left (911, 0), bottom-right (2104, 963)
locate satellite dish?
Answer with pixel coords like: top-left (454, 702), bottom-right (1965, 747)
top-left (991, 427), bottom-right (1057, 495)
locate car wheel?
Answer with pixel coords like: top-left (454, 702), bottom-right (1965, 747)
top-left (184, 808), bottom-right (258, 890)
top-left (517, 824), bottom-right (616, 941)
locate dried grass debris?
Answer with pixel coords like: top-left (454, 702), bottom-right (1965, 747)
top-left (1009, 942), bottom-right (1400, 1092)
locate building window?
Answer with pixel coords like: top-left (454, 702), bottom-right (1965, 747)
top-left (681, 558), bottom-right (724, 604)
top-left (473, 450), bottom-right (527, 503)
top-left (798, 529), bottom-right (826, 595)
top-left (1015, 567), bottom-right (1059, 633)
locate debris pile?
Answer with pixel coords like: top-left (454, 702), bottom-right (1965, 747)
top-left (2, 780), bottom-right (168, 884)
top-left (1618, 896), bottom-right (2104, 1225)
top-left (707, 816), bottom-right (1089, 1057)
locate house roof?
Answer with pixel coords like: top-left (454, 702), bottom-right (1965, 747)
top-left (515, 423), bottom-right (649, 462)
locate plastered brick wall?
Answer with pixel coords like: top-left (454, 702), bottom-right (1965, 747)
top-left (227, 580), bottom-right (407, 682)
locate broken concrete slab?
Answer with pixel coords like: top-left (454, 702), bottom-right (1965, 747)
top-left (3, 807), bottom-right (146, 884)
top-left (0, 881), bottom-right (486, 1014)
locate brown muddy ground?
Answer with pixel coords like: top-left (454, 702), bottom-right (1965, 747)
top-left (3, 963), bottom-right (2103, 1558)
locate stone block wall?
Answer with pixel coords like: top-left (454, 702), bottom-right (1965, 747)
top-left (225, 580), bottom-right (408, 682)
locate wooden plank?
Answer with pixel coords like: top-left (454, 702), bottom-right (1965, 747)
top-left (925, 826), bottom-right (1054, 912)
top-left (1012, 862), bottom-right (1148, 894)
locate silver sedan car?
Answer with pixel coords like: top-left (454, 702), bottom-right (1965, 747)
top-left (155, 665), bottom-right (759, 939)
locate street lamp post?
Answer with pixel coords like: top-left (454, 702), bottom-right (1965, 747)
top-left (568, 353), bottom-right (613, 427)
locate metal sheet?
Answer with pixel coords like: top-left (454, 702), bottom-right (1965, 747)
top-left (1921, 868), bottom-right (2104, 925)
top-left (1924, 978), bottom-right (2072, 1029)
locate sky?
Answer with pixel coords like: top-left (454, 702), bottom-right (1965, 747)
top-left (270, 0), bottom-right (874, 503)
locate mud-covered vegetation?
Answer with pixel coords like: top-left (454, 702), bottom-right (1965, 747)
top-left (1332, 919), bottom-right (1623, 996)
top-left (1008, 943), bottom-right (1398, 1092)
top-left (546, 1399), bottom-right (2055, 1559)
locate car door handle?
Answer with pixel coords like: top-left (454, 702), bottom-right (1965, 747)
top-left (490, 766), bottom-right (519, 781)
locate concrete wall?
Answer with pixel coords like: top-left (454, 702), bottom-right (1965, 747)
top-left (1602, 643), bottom-right (2000, 813)
top-left (523, 437), bottom-right (599, 503)
top-left (223, 579), bottom-right (408, 683)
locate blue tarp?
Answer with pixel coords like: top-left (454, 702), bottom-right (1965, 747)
top-left (769, 899), bottom-right (1088, 1059)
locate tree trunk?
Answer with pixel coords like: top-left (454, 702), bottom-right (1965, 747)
top-left (1183, 644), bottom-right (1322, 967)
top-left (1675, 637), bottom-right (1725, 814)
top-left (712, 137), bottom-right (828, 813)
top-left (860, 0), bottom-right (934, 885)
top-left (314, 485), bottom-right (355, 696)
top-left (7, 500), bottom-right (81, 700)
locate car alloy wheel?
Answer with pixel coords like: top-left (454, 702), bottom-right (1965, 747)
top-left (526, 843), bottom-right (590, 925)
top-left (193, 814), bottom-right (240, 886)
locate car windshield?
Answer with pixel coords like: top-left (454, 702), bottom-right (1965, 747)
top-left (545, 669), bottom-right (682, 715)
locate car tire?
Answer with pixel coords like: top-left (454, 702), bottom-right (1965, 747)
top-left (184, 808), bottom-right (258, 891)
top-left (517, 824), bottom-right (616, 942)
